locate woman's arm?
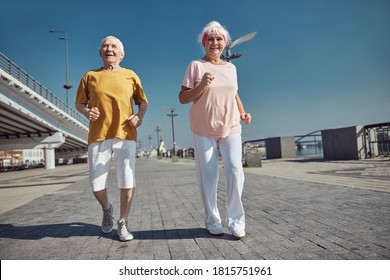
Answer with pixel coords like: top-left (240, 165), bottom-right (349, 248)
top-left (235, 93), bottom-right (251, 125)
top-left (178, 72), bottom-right (214, 104)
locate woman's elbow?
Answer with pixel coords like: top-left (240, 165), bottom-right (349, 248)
top-left (178, 92), bottom-right (189, 104)
top-left (178, 95), bottom-right (187, 104)
top-left (179, 86), bottom-right (193, 104)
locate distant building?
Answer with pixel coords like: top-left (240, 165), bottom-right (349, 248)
top-left (0, 149), bottom-right (44, 166)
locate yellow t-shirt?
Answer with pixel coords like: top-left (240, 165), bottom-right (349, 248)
top-left (75, 68), bottom-right (148, 144)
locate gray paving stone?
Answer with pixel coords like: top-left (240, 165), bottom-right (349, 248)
top-left (0, 158), bottom-right (389, 260)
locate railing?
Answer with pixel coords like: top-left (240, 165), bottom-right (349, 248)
top-left (243, 132), bottom-right (323, 159)
top-left (295, 131), bottom-right (323, 158)
top-left (0, 52), bottom-right (88, 127)
top-left (364, 122), bottom-right (390, 158)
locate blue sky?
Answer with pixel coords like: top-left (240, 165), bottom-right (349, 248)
top-left (1, 0), bottom-right (389, 150)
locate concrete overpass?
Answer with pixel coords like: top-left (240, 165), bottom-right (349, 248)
top-left (0, 52), bottom-right (88, 168)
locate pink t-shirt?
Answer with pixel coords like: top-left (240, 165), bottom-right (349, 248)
top-left (182, 59), bottom-right (241, 138)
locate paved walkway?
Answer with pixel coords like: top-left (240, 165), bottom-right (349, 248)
top-left (0, 157), bottom-right (389, 260)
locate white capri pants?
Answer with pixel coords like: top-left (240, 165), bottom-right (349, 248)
top-left (88, 138), bottom-right (136, 192)
top-left (193, 133), bottom-right (245, 233)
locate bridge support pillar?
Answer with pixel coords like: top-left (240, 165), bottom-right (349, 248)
top-left (44, 148), bottom-right (56, 169)
top-left (265, 136), bottom-right (296, 159)
top-left (321, 126), bottom-right (363, 160)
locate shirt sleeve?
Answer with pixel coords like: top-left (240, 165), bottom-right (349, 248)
top-left (182, 61), bottom-right (202, 89)
top-left (75, 74), bottom-right (89, 105)
top-left (131, 72), bottom-right (148, 105)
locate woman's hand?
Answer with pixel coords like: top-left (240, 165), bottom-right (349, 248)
top-left (240, 112), bottom-right (252, 125)
top-left (200, 72), bottom-right (214, 88)
top-left (178, 72), bottom-right (214, 104)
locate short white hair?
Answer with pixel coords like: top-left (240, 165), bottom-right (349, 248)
top-left (199, 21), bottom-right (231, 47)
top-left (100, 36), bottom-right (124, 52)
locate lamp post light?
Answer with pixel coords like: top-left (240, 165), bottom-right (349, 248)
top-left (49, 29), bottom-right (72, 108)
top-left (221, 32), bottom-right (257, 62)
top-left (166, 108), bottom-right (178, 156)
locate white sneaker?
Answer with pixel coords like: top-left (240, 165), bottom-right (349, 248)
top-left (208, 227), bottom-right (224, 236)
top-left (117, 220), bottom-right (134, 241)
top-left (101, 204), bottom-right (114, 233)
top-left (231, 229), bottom-right (245, 239)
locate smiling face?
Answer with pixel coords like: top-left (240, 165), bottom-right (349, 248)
top-left (203, 32), bottom-right (226, 59)
top-left (99, 37), bottom-right (124, 67)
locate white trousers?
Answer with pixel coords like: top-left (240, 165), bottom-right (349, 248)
top-left (88, 139), bottom-right (136, 192)
top-left (193, 133), bottom-right (245, 232)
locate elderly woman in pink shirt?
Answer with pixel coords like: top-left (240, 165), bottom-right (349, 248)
top-left (179, 21), bottom-right (251, 239)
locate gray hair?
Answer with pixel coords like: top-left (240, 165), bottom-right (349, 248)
top-left (100, 36), bottom-right (124, 52)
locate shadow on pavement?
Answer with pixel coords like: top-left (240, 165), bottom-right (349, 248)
top-left (0, 222), bottom-right (103, 240)
top-left (133, 228), bottom-right (239, 241)
top-left (0, 224), bottom-right (239, 241)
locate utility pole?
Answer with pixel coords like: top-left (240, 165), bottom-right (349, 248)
top-left (148, 135), bottom-right (152, 150)
top-left (147, 135), bottom-right (152, 158)
top-left (155, 126), bottom-right (161, 156)
top-left (166, 108), bottom-right (178, 156)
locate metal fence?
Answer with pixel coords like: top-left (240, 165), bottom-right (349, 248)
top-left (243, 123), bottom-right (390, 160)
top-left (364, 122), bottom-right (390, 158)
top-left (294, 131), bottom-right (323, 158)
top-left (0, 52), bottom-right (88, 127)
top-left (243, 133), bottom-right (323, 160)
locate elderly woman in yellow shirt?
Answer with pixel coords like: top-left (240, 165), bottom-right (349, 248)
top-left (179, 21), bottom-right (251, 239)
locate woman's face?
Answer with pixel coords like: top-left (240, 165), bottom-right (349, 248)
top-left (204, 32), bottom-right (226, 57)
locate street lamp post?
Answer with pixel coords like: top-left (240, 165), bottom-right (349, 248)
top-left (166, 108), bottom-right (178, 156)
top-left (221, 32), bottom-right (257, 62)
top-left (155, 126), bottom-right (161, 156)
top-left (148, 135), bottom-right (152, 157)
top-left (49, 29), bottom-right (72, 108)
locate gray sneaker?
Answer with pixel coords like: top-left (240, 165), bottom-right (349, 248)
top-left (117, 220), bottom-right (134, 241)
top-left (101, 204), bottom-right (114, 233)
